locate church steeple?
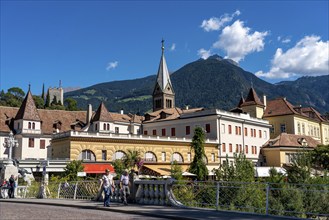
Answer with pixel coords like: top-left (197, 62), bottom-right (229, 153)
top-left (152, 39), bottom-right (175, 112)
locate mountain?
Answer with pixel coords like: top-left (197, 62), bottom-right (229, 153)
top-left (65, 56), bottom-right (329, 114)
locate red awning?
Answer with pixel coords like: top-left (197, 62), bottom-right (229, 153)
top-left (83, 164), bottom-right (115, 174)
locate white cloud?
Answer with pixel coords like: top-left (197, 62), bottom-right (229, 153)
top-left (212, 20), bottom-right (268, 62)
top-left (197, 48), bottom-right (212, 59)
top-left (106, 61), bottom-right (118, 71)
top-left (200, 10), bottom-right (240, 32)
top-left (256, 35), bottom-right (329, 79)
top-left (277, 36), bottom-right (291, 43)
top-left (170, 43), bottom-right (176, 51)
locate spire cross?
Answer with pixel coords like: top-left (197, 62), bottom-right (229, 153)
top-left (161, 38), bottom-right (165, 53)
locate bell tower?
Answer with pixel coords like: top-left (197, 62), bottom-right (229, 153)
top-left (152, 39), bottom-right (175, 112)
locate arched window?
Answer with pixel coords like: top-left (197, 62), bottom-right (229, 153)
top-left (78, 150), bottom-right (96, 161)
top-left (103, 123), bottom-right (106, 130)
top-left (112, 151), bottom-right (126, 160)
top-left (28, 122), bottom-right (31, 129)
top-left (144, 151), bottom-right (157, 162)
top-left (171, 152), bottom-right (183, 163)
top-left (32, 122), bottom-right (35, 129)
top-left (107, 124), bottom-right (110, 131)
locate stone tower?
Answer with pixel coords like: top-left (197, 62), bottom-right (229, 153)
top-left (152, 40), bottom-right (175, 112)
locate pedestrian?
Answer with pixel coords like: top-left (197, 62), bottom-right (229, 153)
top-left (102, 169), bottom-right (114, 207)
top-left (8, 175), bottom-right (16, 198)
top-left (120, 170), bottom-right (130, 205)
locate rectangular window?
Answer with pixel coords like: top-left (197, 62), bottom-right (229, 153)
top-left (162, 128), bottom-right (166, 136)
top-left (280, 124), bottom-right (286, 133)
top-left (251, 128), bottom-right (253, 137)
top-left (229, 144), bottom-right (232, 152)
top-left (221, 124), bottom-right (225, 134)
top-left (211, 153), bottom-right (215, 162)
top-left (236, 144), bottom-right (239, 153)
top-left (144, 130), bottom-right (148, 135)
top-left (244, 127), bottom-right (248, 136)
top-left (254, 146), bottom-right (257, 154)
top-left (29, 138), bottom-right (34, 148)
top-left (259, 130), bottom-right (262, 138)
top-left (264, 131), bottom-right (267, 139)
top-left (153, 129), bottom-right (157, 136)
top-left (254, 129), bottom-right (256, 137)
top-left (302, 124), bottom-right (305, 134)
top-left (102, 150), bottom-right (107, 160)
top-left (40, 140), bottom-right (46, 149)
top-left (239, 144), bottom-right (242, 153)
top-left (297, 123), bottom-right (301, 134)
top-left (245, 145), bottom-right (248, 154)
top-left (222, 143), bottom-right (226, 153)
top-left (186, 126), bottom-right (190, 135)
top-left (228, 125), bottom-right (232, 134)
top-left (171, 128), bottom-right (176, 136)
top-left (115, 127), bottom-right (119, 134)
top-left (162, 152), bottom-right (166, 161)
top-left (238, 127), bottom-right (241, 135)
top-left (206, 124), bottom-right (210, 133)
top-left (235, 126), bottom-right (238, 135)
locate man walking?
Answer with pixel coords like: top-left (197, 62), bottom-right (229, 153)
top-left (8, 175), bottom-right (16, 198)
top-left (102, 169), bottom-right (114, 207)
top-left (120, 171), bottom-right (130, 205)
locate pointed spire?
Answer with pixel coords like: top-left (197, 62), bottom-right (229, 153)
top-left (155, 39), bottom-right (173, 92)
top-left (91, 102), bottom-right (113, 122)
top-left (240, 88), bottom-right (264, 107)
top-left (15, 90), bottom-right (41, 121)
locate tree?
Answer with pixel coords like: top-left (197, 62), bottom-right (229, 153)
top-left (123, 149), bottom-right (143, 171)
top-left (171, 161), bottom-right (183, 181)
top-left (62, 160), bottom-right (84, 181)
top-left (112, 159), bottom-right (125, 178)
top-left (189, 127), bottom-right (208, 180)
top-left (41, 83), bottom-right (45, 100)
top-left (33, 95), bottom-right (44, 109)
top-left (65, 98), bottom-right (79, 111)
top-left (309, 144), bottom-right (329, 170)
top-left (8, 87), bottom-right (25, 100)
top-left (45, 91), bottom-right (50, 108)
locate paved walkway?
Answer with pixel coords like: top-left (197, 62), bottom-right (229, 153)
top-left (0, 198), bottom-right (300, 220)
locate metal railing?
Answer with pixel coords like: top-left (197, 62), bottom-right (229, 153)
top-left (171, 181), bottom-right (329, 219)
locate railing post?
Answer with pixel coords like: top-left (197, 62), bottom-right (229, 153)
top-left (265, 183), bottom-right (270, 215)
top-left (73, 182), bottom-right (78, 200)
top-left (216, 181), bottom-right (220, 211)
top-left (57, 182), bottom-right (61, 199)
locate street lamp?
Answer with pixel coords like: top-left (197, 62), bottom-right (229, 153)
top-left (3, 131), bottom-right (18, 160)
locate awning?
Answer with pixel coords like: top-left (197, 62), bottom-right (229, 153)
top-left (142, 164), bottom-right (190, 176)
top-left (83, 163), bottom-right (115, 174)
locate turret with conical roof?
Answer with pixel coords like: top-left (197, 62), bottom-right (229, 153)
top-left (152, 39), bottom-right (175, 112)
top-left (239, 87), bottom-right (265, 119)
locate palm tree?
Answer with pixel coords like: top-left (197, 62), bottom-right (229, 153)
top-left (123, 150), bottom-right (143, 171)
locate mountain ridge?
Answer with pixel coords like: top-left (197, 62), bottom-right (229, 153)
top-left (65, 56), bottom-right (329, 115)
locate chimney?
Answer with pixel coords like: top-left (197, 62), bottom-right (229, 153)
top-left (120, 108), bottom-right (124, 114)
top-left (263, 94), bottom-right (267, 109)
top-left (87, 104), bottom-right (92, 124)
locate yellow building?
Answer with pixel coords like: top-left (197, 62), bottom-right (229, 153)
top-left (263, 97), bottom-right (329, 145)
top-left (261, 133), bottom-right (319, 167)
top-left (51, 130), bottom-right (219, 174)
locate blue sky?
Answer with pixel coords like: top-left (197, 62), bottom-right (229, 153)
top-left (1, 1), bottom-right (328, 95)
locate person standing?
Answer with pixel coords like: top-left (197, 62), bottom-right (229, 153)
top-left (120, 171), bottom-right (130, 205)
top-left (102, 169), bottom-right (114, 207)
top-left (8, 175), bottom-right (16, 198)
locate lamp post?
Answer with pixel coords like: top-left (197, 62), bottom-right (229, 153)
top-left (3, 131), bottom-right (18, 161)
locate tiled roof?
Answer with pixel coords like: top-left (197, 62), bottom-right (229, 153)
top-left (263, 133), bottom-right (320, 148)
top-left (15, 90), bottom-right (41, 121)
top-left (143, 107), bottom-right (204, 123)
top-left (0, 106), bottom-right (19, 132)
top-left (1, 105), bottom-right (141, 135)
top-left (240, 88), bottom-right (264, 107)
top-left (90, 102), bottom-right (113, 122)
top-left (301, 107), bottom-right (327, 122)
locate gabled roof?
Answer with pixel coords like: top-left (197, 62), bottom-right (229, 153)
top-left (264, 98), bottom-right (308, 118)
top-left (240, 88), bottom-right (264, 107)
top-left (143, 107), bottom-right (204, 123)
top-left (301, 107), bottom-right (327, 122)
top-left (15, 90), bottom-right (41, 121)
top-left (153, 41), bottom-right (174, 93)
top-left (90, 102), bottom-right (113, 122)
top-left (262, 133), bottom-right (319, 148)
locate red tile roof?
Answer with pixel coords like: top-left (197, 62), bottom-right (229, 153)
top-left (15, 90), bottom-right (41, 121)
top-left (263, 133), bottom-right (320, 148)
top-left (91, 102), bottom-right (113, 122)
